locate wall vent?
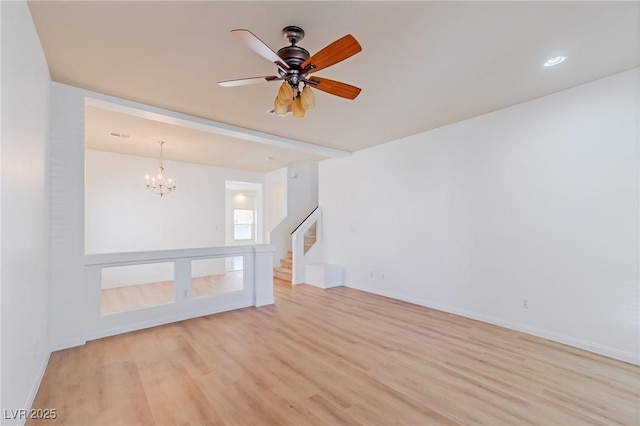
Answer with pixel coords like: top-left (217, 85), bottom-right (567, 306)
top-left (109, 132), bottom-right (131, 139)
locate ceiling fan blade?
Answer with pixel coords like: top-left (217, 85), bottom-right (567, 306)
top-left (307, 77), bottom-right (361, 100)
top-left (218, 76), bottom-right (280, 87)
top-left (302, 34), bottom-right (362, 73)
top-left (231, 29), bottom-right (289, 69)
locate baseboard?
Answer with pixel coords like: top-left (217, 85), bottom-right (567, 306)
top-left (49, 337), bottom-right (86, 352)
top-left (348, 284), bottom-right (640, 366)
top-left (306, 282), bottom-right (343, 289)
top-left (255, 297), bottom-right (275, 307)
top-left (17, 351), bottom-right (52, 426)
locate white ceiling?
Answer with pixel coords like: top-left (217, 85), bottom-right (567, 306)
top-left (86, 106), bottom-right (325, 173)
top-left (29, 1), bottom-right (639, 170)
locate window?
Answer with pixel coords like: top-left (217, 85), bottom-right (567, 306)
top-left (233, 209), bottom-right (254, 240)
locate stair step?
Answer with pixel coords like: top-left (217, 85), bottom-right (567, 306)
top-left (274, 267), bottom-right (292, 281)
top-left (274, 277), bottom-right (291, 286)
top-left (275, 252), bottom-right (294, 283)
top-left (280, 258), bottom-right (292, 269)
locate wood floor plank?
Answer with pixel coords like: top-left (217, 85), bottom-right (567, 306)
top-left (28, 283), bottom-right (640, 425)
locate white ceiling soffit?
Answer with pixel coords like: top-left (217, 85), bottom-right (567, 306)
top-left (30, 1), bottom-right (640, 153)
top-left (86, 106), bottom-right (327, 173)
top-left (85, 97), bottom-right (349, 159)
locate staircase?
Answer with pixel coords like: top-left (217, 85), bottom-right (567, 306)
top-left (274, 251), bottom-right (293, 285)
top-left (273, 228), bottom-right (316, 286)
top-left (303, 224), bottom-right (316, 254)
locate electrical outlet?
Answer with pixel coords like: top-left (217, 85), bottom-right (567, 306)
top-left (369, 270), bottom-right (374, 279)
top-left (182, 290), bottom-right (188, 298)
top-left (522, 299), bottom-right (528, 309)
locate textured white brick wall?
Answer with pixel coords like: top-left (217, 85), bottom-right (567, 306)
top-left (49, 83), bottom-right (86, 350)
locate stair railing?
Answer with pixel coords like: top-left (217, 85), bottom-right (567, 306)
top-left (291, 206), bottom-right (318, 235)
top-left (291, 206), bottom-right (321, 284)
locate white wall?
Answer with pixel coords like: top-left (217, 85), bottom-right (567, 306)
top-left (320, 68), bottom-right (640, 364)
top-left (85, 149), bottom-right (263, 253)
top-left (192, 258), bottom-right (226, 278)
top-left (265, 167), bottom-right (287, 234)
top-left (1, 2), bottom-right (4, 412)
top-left (101, 262), bottom-right (175, 288)
top-left (0, 1), bottom-right (51, 421)
top-left (86, 150), bottom-right (263, 287)
top-left (268, 161), bottom-right (319, 262)
top-left (101, 259), bottom-right (226, 289)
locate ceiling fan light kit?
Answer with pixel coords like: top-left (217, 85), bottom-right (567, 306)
top-left (219, 25), bottom-right (362, 117)
top-left (273, 95), bottom-right (289, 115)
top-left (301, 85), bottom-right (316, 110)
top-left (292, 96), bottom-right (305, 118)
top-left (277, 82), bottom-right (294, 104)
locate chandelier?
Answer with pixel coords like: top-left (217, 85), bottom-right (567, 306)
top-left (145, 141), bottom-right (176, 197)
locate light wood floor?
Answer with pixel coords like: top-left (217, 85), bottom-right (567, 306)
top-left (30, 284), bottom-right (639, 425)
top-left (101, 272), bottom-right (244, 314)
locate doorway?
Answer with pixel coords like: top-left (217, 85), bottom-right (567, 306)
top-left (225, 181), bottom-right (264, 271)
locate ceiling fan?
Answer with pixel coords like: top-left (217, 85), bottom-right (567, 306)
top-left (218, 26), bottom-right (362, 117)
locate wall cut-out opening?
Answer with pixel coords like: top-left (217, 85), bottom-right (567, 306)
top-left (191, 256), bottom-right (244, 298)
top-left (101, 262), bottom-right (175, 315)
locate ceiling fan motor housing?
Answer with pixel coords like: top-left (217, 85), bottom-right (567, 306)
top-left (278, 27), bottom-right (311, 89)
top-left (278, 48), bottom-right (310, 88)
top-left (278, 26), bottom-right (310, 66)
top-left (277, 45), bottom-right (310, 68)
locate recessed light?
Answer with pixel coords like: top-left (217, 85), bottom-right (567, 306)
top-left (265, 156), bottom-right (274, 161)
top-left (544, 56), bottom-right (566, 67)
